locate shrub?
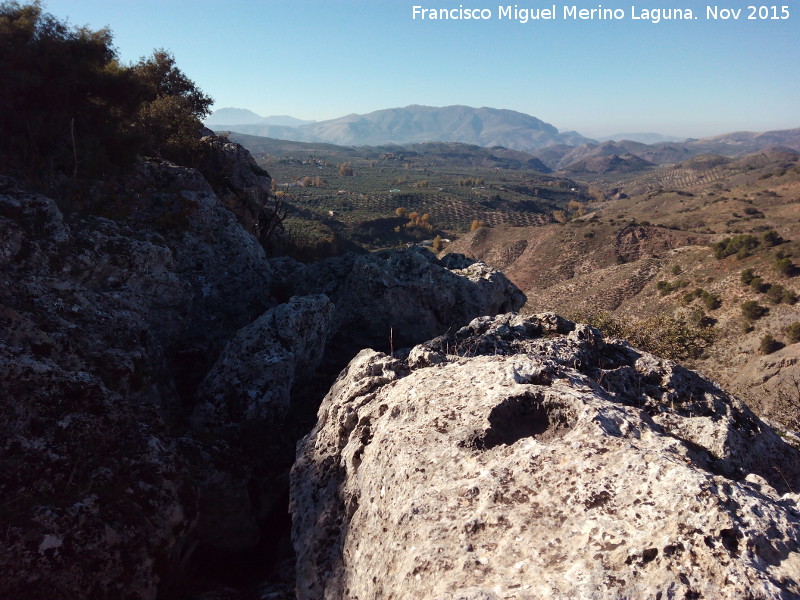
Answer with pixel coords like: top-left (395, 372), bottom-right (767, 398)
top-left (701, 290), bottom-right (722, 310)
top-left (786, 322), bottom-right (800, 344)
top-left (656, 279), bottom-right (689, 296)
top-left (766, 284), bottom-right (787, 304)
top-left (749, 277), bottom-right (768, 293)
top-left (775, 257), bottom-right (797, 277)
top-left (712, 234), bottom-right (759, 259)
top-left (759, 334), bottom-right (783, 355)
top-left (576, 312), bottom-right (714, 361)
top-left (761, 230), bottom-right (784, 247)
top-left (0, 3), bottom-right (212, 180)
top-left (741, 300), bottom-right (768, 320)
top-left (740, 268), bottom-right (756, 286)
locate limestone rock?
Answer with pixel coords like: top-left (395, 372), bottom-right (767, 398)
top-left (291, 313), bottom-right (800, 600)
top-left (196, 134), bottom-right (281, 248)
top-left (275, 248), bottom-right (526, 369)
top-left (192, 294), bottom-right (334, 430)
top-left (0, 157), bottom-right (280, 597)
top-left (189, 295), bottom-right (334, 553)
top-left (0, 180), bottom-right (197, 600)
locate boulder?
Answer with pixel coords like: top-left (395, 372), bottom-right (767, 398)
top-left (291, 313), bottom-right (800, 600)
top-left (0, 157), bottom-right (279, 598)
top-left (274, 248), bottom-right (526, 372)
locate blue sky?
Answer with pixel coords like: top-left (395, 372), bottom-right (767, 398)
top-left (45, 0), bottom-right (799, 138)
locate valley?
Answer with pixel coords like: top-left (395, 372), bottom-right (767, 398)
top-left (230, 129), bottom-right (800, 428)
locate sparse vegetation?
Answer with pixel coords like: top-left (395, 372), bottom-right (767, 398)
top-left (775, 257), bottom-right (797, 277)
top-left (786, 322), bottom-right (800, 344)
top-left (0, 2), bottom-right (212, 182)
top-left (657, 279), bottom-right (689, 296)
top-left (712, 234), bottom-right (759, 259)
top-left (577, 312), bottom-right (714, 362)
top-left (470, 219), bottom-right (485, 231)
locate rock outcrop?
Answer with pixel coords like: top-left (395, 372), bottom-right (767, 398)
top-left (189, 294), bottom-right (334, 553)
top-left (0, 153), bottom-right (278, 598)
top-left (291, 313), bottom-right (800, 600)
top-left (272, 249), bottom-right (526, 374)
top-left (0, 144), bottom-right (528, 597)
top-left (0, 177), bottom-right (198, 599)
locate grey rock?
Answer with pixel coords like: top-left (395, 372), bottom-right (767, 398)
top-left (189, 295), bottom-right (334, 553)
top-left (275, 248), bottom-right (526, 365)
top-left (192, 294), bottom-right (333, 430)
top-left (291, 313), bottom-right (800, 600)
top-left (0, 183), bottom-right (197, 600)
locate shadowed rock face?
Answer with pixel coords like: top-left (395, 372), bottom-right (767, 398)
top-left (271, 249), bottom-right (526, 376)
top-left (0, 148), bottom-right (528, 596)
top-left (291, 313), bottom-right (800, 600)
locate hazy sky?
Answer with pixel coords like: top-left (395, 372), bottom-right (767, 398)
top-left (45, 0), bottom-right (799, 138)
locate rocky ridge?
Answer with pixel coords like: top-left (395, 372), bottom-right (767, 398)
top-left (291, 313), bottom-right (800, 599)
top-left (0, 138), bottom-right (526, 599)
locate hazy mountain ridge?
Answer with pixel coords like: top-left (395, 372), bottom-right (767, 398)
top-left (209, 104), bottom-right (593, 150)
top-left (209, 105), bottom-right (799, 175)
top-left (204, 107), bottom-right (315, 127)
top-left (227, 132), bottom-right (552, 171)
top-left (534, 128), bottom-right (800, 172)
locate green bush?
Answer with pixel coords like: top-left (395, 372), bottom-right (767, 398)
top-left (656, 279), bottom-right (689, 296)
top-left (761, 230), bottom-right (784, 247)
top-left (766, 284), bottom-right (784, 304)
top-left (701, 290), bottom-right (721, 310)
top-left (577, 312), bottom-right (714, 361)
top-left (759, 334), bottom-right (782, 355)
top-left (775, 257), bottom-right (797, 277)
top-left (741, 268), bottom-right (756, 286)
top-left (787, 322), bottom-right (800, 344)
top-left (713, 234), bottom-right (759, 259)
top-left (749, 277), bottom-right (768, 293)
top-left (741, 300), bottom-right (768, 320)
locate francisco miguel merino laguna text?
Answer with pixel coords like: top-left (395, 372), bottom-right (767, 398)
top-left (412, 5), bottom-right (717, 23)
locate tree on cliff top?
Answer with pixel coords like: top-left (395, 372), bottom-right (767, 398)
top-left (0, 1), bottom-right (212, 181)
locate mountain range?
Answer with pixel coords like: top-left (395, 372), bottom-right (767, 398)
top-left (207, 105), bottom-right (800, 164)
top-left (204, 107), bottom-right (315, 127)
top-left (206, 104), bottom-right (591, 151)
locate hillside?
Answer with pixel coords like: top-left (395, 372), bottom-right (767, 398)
top-left (534, 128), bottom-right (800, 172)
top-left (445, 148), bottom-right (800, 423)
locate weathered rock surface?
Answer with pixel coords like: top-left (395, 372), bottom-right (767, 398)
top-left (0, 177), bottom-right (197, 599)
top-left (196, 133), bottom-right (286, 251)
top-left (189, 294), bottom-right (334, 553)
top-left (272, 249), bottom-right (526, 372)
top-left (0, 153), bottom-right (279, 598)
top-left (291, 313), bottom-right (800, 600)
top-left (0, 149), bottom-right (527, 598)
